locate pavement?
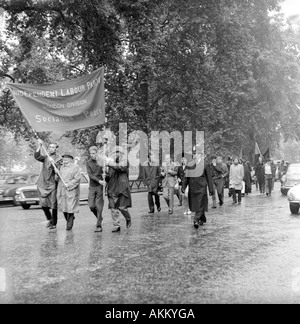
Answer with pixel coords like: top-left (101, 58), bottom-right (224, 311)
top-left (1, 182), bottom-right (300, 304)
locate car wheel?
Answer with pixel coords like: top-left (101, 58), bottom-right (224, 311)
top-left (21, 204), bottom-right (31, 210)
top-left (290, 203), bottom-right (300, 215)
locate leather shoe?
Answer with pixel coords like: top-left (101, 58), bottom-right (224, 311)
top-left (112, 227), bottom-right (121, 233)
top-left (94, 226), bottom-right (103, 233)
top-left (194, 222), bottom-right (199, 229)
top-left (148, 211), bottom-right (155, 214)
top-left (126, 220), bottom-right (132, 229)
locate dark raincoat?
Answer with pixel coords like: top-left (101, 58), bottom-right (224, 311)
top-left (182, 162), bottom-right (214, 214)
top-left (34, 150), bottom-right (62, 209)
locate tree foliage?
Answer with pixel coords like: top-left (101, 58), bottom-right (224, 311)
top-left (0, 0), bottom-right (299, 162)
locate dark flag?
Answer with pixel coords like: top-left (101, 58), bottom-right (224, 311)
top-left (263, 148), bottom-right (270, 160)
top-left (254, 142), bottom-right (262, 165)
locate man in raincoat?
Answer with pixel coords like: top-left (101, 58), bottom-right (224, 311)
top-left (182, 153), bottom-right (214, 229)
top-left (57, 154), bottom-right (81, 231)
top-left (34, 139), bottom-right (63, 229)
top-left (106, 146), bottom-right (132, 232)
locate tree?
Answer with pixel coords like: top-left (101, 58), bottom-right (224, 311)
top-left (0, 0), bottom-right (299, 164)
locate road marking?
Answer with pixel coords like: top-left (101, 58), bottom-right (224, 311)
top-left (0, 268), bottom-right (6, 292)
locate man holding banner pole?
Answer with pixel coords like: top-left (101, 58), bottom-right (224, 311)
top-left (86, 146), bottom-right (105, 233)
top-left (34, 139), bottom-right (63, 229)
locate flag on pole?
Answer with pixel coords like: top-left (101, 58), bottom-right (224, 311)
top-left (7, 67), bottom-right (105, 132)
top-left (263, 148), bottom-right (270, 160)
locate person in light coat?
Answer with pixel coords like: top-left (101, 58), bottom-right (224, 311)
top-left (229, 157), bottom-right (245, 205)
top-left (57, 154), bottom-right (81, 231)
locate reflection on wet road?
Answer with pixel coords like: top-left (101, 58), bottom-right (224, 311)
top-left (1, 183), bottom-right (300, 304)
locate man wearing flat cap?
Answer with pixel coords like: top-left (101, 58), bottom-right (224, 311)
top-left (106, 146), bottom-right (132, 232)
top-left (57, 153), bottom-right (81, 230)
top-left (86, 146), bottom-right (105, 232)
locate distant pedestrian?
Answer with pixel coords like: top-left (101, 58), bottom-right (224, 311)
top-left (264, 159), bottom-right (273, 197)
top-left (106, 146), bottom-right (132, 232)
top-left (255, 156), bottom-right (265, 194)
top-left (229, 157), bottom-right (244, 205)
top-left (34, 139), bottom-right (63, 229)
top-left (161, 154), bottom-right (178, 215)
top-left (278, 160), bottom-right (285, 182)
top-left (142, 156), bottom-right (161, 214)
top-left (211, 156), bottom-right (229, 208)
top-left (224, 157), bottom-right (232, 189)
top-left (270, 159), bottom-right (277, 190)
top-left (244, 161), bottom-right (252, 195)
top-left (86, 146), bottom-right (105, 233)
top-left (57, 154), bottom-right (81, 231)
top-left (178, 156), bottom-right (191, 215)
top-left (182, 153), bottom-right (214, 229)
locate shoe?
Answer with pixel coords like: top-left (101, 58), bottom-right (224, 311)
top-left (178, 203), bottom-right (182, 207)
top-left (232, 202), bottom-right (237, 205)
top-left (187, 210), bottom-right (192, 215)
top-left (112, 227), bottom-right (121, 233)
top-left (94, 226), bottom-right (103, 233)
top-left (126, 220), bottom-right (132, 229)
top-left (199, 221), bottom-right (204, 226)
top-left (148, 211), bottom-right (155, 214)
top-left (219, 201), bottom-right (224, 207)
top-left (49, 225), bottom-right (56, 230)
top-left (212, 206), bottom-right (217, 209)
top-left (184, 211), bottom-right (187, 215)
top-left (157, 208), bottom-right (161, 212)
top-left (168, 209), bottom-right (173, 215)
top-left (194, 222), bottom-right (199, 229)
top-left (201, 216), bottom-right (207, 223)
top-left (46, 221), bottom-right (52, 228)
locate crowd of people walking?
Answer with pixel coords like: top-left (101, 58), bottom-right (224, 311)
top-left (34, 138), bottom-right (286, 232)
top-left (142, 153), bottom-right (285, 229)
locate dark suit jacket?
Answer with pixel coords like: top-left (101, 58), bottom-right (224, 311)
top-left (142, 164), bottom-right (162, 193)
top-left (177, 165), bottom-right (187, 185)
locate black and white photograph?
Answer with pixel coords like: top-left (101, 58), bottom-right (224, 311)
top-left (1, 0), bottom-right (300, 308)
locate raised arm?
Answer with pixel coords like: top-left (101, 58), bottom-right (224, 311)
top-left (34, 148), bottom-right (45, 163)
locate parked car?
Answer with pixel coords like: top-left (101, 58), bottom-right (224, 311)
top-left (0, 173), bottom-right (23, 186)
top-left (0, 174), bottom-right (39, 205)
top-left (14, 172), bottom-right (90, 210)
top-left (281, 163), bottom-right (300, 196)
top-left (287, 184), bottom-right (300, 214)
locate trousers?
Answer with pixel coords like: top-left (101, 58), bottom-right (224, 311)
top-left (88, 186), bottom-right (104, 227)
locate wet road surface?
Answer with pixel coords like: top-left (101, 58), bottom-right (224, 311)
top-left (1, 183), bottom-right (300, 304)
